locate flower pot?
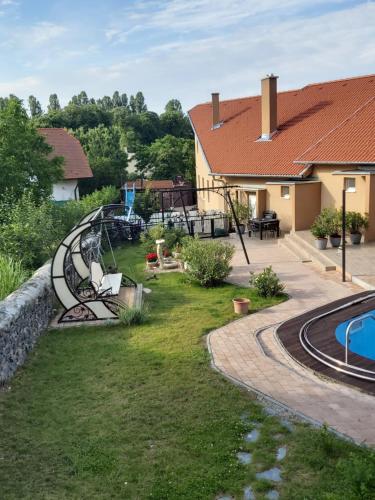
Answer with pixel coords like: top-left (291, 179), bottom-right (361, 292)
top-left (350, 232), bottom-right (362, 245)
top-left (329, 235), bottom-right (341, 248)
top-left (233, 298), bottom-right (250, 315)
top-left (314, 238), bottom-right (328, 250)
top-left (147, 261), bottom-right (158, 269)
top-left (237, 224), bottom-right (246, 234)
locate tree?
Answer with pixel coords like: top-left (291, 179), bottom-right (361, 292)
top-left (129, 95), bottom-right (136, 113)
top-left (47, 93), bottom-right (61, 112)
top-left (121, 93), bottom-right (128, 107)
top-left (0, 99), bottom-right (63, 199)
top-left (101, 96), bottom-right (113, 111)
top-left (160, 111), bottom-right (193, 138)
top-left (28, 95), bottom-right (43, 117)
top-left (77, 91), bottom-right (89, 106)
top-left (136, 134), bottom-right (195, 182)
top-left (165, 99), bottom-right (183, 114)
top-left (73, 125), bottom-right (128, 194)
top-left (134, 91), bottom-right (147, 113)
top-left (112, 91), bottom-right (122, 108)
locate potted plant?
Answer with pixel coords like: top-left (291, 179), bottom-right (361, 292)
top-left (172, 243), bottom-right (183, 259)
top-left (146, 252), bottom-right (158, 269)
top-left (346, 212), bottom-right (369, 245)
top-left (233, 201), bottom-right (250, 234)
top-left (311, 215), bottom-right (328, 250)
top-left (232, 297), bottom-right (250, 314)
top-left (321, 208), bottom-right (341, 248)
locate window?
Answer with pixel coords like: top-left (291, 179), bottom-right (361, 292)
top-left (281, 185), bottom-right (290, 199)
top-left (345, 178), bottom-right (356, 193)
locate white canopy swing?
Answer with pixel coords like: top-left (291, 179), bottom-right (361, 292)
top-left (51, 204), bottom-right (141, 323)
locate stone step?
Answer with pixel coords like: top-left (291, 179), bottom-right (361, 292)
top-left (284, 233), bottom-right (337, 272)
top-left (279, 235), bottom-right (312, 263)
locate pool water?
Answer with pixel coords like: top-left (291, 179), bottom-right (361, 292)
top-left (336, 310), bottom-right (375, 361)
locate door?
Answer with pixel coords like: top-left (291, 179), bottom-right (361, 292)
top-left (248, 192), bottom-right (257, 219)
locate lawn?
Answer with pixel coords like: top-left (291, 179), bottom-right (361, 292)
top-left (0, 243), bottom-right (374, 499)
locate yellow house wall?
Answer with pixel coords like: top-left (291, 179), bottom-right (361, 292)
top-left (195, 138), bottom-right (226, 212)
top-left (293, 182), bottom-right (322, 231)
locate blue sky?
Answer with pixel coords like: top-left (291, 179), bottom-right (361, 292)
top-left (0, 0), bottom-right (374, 113)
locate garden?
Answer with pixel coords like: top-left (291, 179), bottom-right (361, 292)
top-left (1, 239), bottom-right (375, 499)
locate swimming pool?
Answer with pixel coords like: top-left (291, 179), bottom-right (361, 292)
top-left (336, 310), bottom-right (375, 361)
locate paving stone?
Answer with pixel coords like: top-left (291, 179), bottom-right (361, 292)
top-left (276, 446), bottom-right (287, 461)
top-left (243, 485), bottom-right (256, 499)
top-left (256, 467), bottom-right (282, 482)
top-left (280, 419), bottom-right (294, 432)
top-left (216, 496), bottom-right (234, 500)
top-left (237, 451), bottom-right (252, 465)
top-left (265, 490), bottom-right (280, 499)
top-left (245, 429), bottom-right (260, 443)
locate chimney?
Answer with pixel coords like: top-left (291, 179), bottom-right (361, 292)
top-left (261, 74), bottom-right (278, 140)
top-left (211, 92), bottom-right (221, 129)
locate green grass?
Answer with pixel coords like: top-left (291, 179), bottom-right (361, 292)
top-left (0, 253), bottom-right (28, 300)
top-left (0, 243), bottom-right (374, 499)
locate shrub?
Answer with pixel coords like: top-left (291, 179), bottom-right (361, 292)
top-left (118, 304), bottom-right (149, 326)
top-left (0, 254), bottom-right (28, 300)
top-left (140, 224), bottom-right (186, 254)
top-left (311, 214), bottom-right (328, 239)
top-left (345, 211), bottom-right (369, 234)
top-left (232, 200), bottom-right (250, 225)
top-left (249, 266), bottom-right (285, 297)
top-left (320, 207), bottom-right (342, 237)
top-left (181, 237), bottom-right (234, 287)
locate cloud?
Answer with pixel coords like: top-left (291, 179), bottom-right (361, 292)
top-left (28, 22), bottom-right (68, 46)
top-left (0, 76), bottom-right (40, 95)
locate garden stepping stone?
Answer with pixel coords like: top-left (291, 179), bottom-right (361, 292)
top-left (237, 451), bottom-right (252, 465)
top-left (245, 429), bottom-right (260, 443)
top-left (216, 496), bottom-right (234, 500)
top-left (276, 446), bottom-right (287, 461)
top-left (265, 490), bottom-right (279, 499)
top-left (280, 419), bottom-right (294, 432)
top-left (243, 485), bottom-right (255, 499)
top-left (256, 467), bottom-right (282, 482)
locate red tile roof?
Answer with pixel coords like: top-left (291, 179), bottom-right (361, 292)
top-left (296, 96), bottom-right (375, 164)
top-left (38, 128), bottom-right (92, 180)
top-left (188, 74), bottom-right (375, 177)
top-left (133, 179), bottom-right (174, 190)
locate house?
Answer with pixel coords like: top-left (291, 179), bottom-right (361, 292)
top-left (188, 74), bottom-right (375, 240)
top-left (121, 177), bottom-right (195, 210)
top-left (38, 128), bottom-right (92, 202)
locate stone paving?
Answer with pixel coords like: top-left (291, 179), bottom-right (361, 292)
top-left (208, 235), bottom-right (375, 446)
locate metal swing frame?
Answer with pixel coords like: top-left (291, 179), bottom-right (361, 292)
top-left (51, 205), bottom-right (138, 324)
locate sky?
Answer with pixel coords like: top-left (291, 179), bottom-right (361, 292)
top-left (0, 0), bottom-right (374, 113)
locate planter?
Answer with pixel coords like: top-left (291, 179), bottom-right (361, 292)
top-left (146, 261), bottom-right (158, 269)
top-left (237, 224), bottom-right (246, 234)
top-left (350, 232), bottom-right (362, 245)
top-left (314, 237), bottom-right (328, 250)
top-left (329, 235), bottom-right (341, 248)
top-left (172, 251), bottom-right (182, 259)
top-left (232, 298), bottom-right (250, 315)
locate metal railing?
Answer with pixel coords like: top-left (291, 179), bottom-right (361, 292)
top-left (345, 313), bottom-right (375, 364)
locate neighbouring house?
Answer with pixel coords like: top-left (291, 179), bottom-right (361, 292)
top-left (38, 128), bottom-right (93, 202)
top-left (121, 177), bottom-right (195, 210)
top-left (188, 74), bottom-right (375, 240)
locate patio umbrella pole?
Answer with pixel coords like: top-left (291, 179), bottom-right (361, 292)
top-left (226, 191), bottom-right (250, 265)
top-left (342, 189), bottom-right (346, 282)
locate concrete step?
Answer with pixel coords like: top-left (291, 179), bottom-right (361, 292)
top-left (285, 232), bottom-right (337, 272)
top-left (279, 235), bottom-right (312, 263)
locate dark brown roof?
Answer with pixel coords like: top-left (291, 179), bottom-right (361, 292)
top-left (188, 74), bottom-right (375, 177)
top-left (133, 179), bottom-right (174, 190)
top-left (38, 128), bottom-right (92, 180)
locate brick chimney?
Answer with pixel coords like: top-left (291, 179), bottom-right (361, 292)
top-left (211, 92), bottom-right (221, 129)
top-left (261, 74), bottom-right (278, 140)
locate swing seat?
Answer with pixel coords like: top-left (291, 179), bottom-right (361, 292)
top-left (90, 261), bottom-right (122, 297)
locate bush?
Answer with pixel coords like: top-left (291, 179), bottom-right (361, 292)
top-left (249, 266), bottom-right (285, 297)
top-left (345, 211), bottom-right (369, 234)
top-left (140, 224), bottom-right (186, 254)
top-left (0, 254), bottom-right (28, 300)
top-left (320, 207), bottom-right (342, 237)
top-left (311, 213), bottom-right (328, 239)
top-left (181, 237), bottom-right (234, 287)
top-left (118, 304), bottom-right (149, 326)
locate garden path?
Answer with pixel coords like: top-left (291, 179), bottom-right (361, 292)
top-left (208, 235), bottom-right (375, 445)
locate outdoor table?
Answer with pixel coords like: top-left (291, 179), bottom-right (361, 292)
top-left (249, 218), bottom-right (280, 240)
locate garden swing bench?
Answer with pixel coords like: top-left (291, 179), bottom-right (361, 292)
top-left (51, 204), bottom-right (141, 323)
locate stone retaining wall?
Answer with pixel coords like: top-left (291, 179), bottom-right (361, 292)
top-left (0, 263), bottom-right (54, 383)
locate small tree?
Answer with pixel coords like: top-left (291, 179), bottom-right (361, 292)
top-left (133, 188), bottom-right (159, 223)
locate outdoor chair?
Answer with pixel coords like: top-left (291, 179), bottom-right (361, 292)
top-left (90, 261), bottom-right (122, 297)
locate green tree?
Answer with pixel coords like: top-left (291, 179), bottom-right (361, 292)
top-left (136, 134), bottom-right (195, 182)
top-left (77, 90), bottom-right (89, 106)
top-left (112, 91), bottom-right (122, 108)
top-left (134, 91), bottom-right (147, 113)
top-left (28, 95), bottom-right (43, 117)
top-left (47, 93), bottom-right (61, 112)
top-left (165, 99), bottom-right (183, 114)
top-left (160, 111), bottom-right (193, 138)
top-left (74, 125), bottom-right (127, 194)
top-left (121, 93), bottom-right (128, 107)
top-left (0, 99), bottom-right (63, 199)
top-left (129, 95), bottom-right (136, 113)
top-left (101, 96), bottom-right (113, 110)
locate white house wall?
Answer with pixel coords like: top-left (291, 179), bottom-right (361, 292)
top-left (52, 180), bottom-right (79, 202)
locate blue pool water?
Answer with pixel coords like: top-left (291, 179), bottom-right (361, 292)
top-left (336, 310), bottom-right (375, 361)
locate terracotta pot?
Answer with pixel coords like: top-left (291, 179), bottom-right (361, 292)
top-left (233, 298), bottom-right (250, 315)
